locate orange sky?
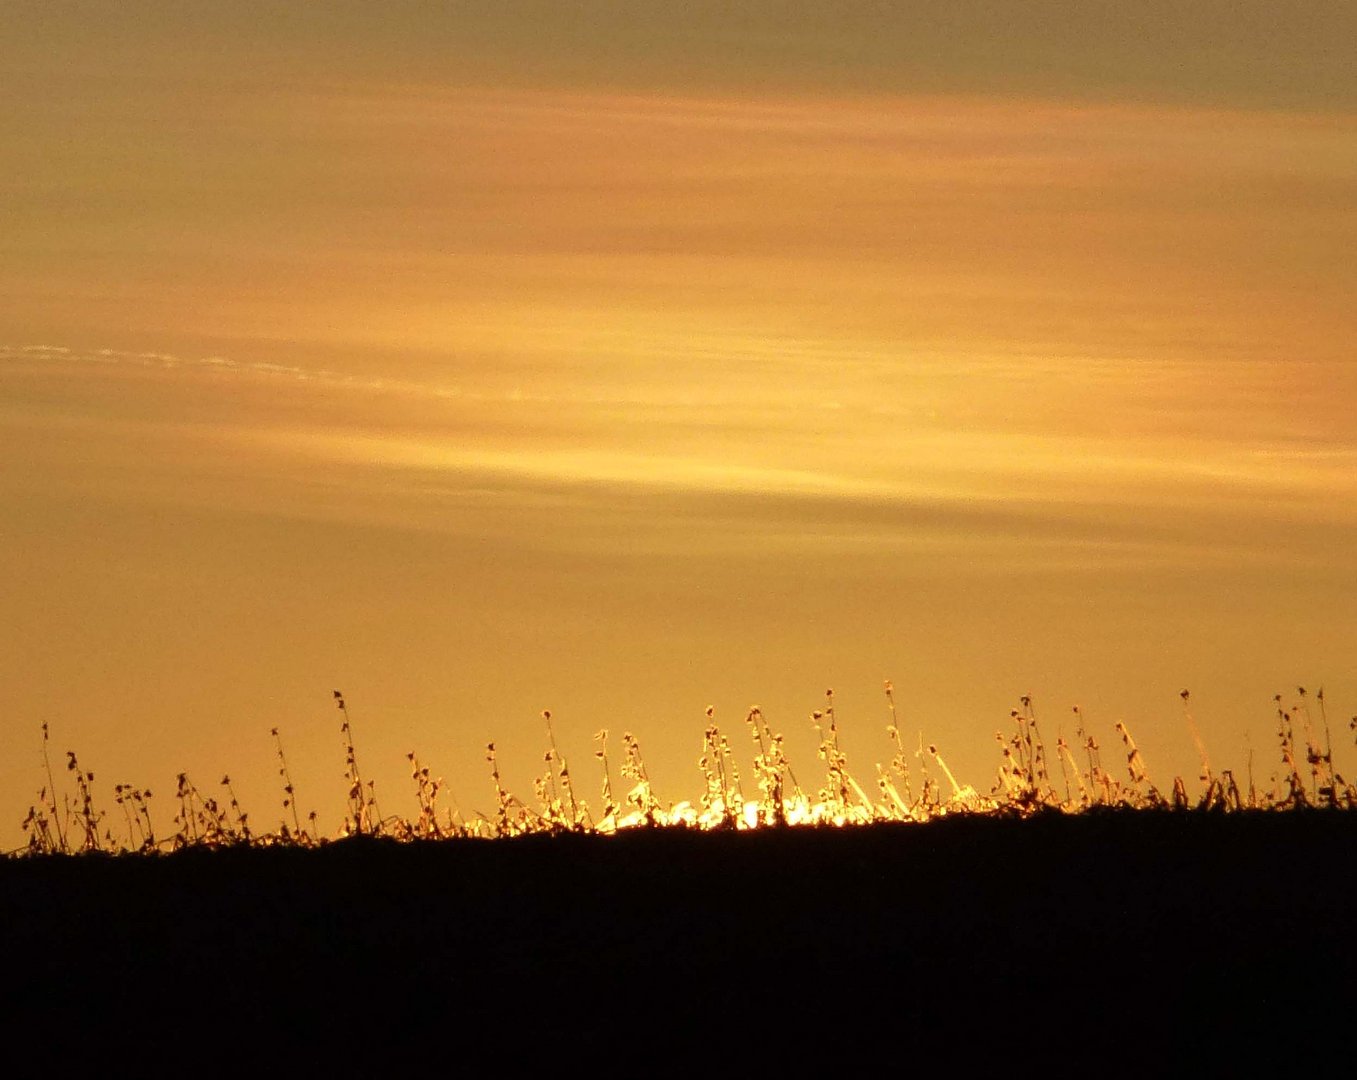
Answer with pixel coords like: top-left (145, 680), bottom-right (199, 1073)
top-left (2, 5), bottom-right (1355, 843)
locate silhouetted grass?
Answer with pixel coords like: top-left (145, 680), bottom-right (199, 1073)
top-left (15, 684), bottom-right (1356, 856)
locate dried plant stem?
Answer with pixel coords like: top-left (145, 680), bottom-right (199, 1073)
top-left (40, 724), bottom-right (67, 853)
top-left (272, 727), bottom-right (304, 839)
top-left (335, 690), bottom-right (379, 835)
top-left (1180, 690), bottom-right (1213, 790)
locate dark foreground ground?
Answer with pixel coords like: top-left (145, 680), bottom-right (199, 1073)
top-left (3, 810), bottom-right (1354, 1066)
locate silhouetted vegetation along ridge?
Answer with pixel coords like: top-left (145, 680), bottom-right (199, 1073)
top-left (14, 685), bottom-right (1357, 857)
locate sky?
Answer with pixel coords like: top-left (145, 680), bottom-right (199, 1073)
top-left (3, 3), bottom-right (1356, 844)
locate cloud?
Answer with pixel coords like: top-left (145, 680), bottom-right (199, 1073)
top-left (8, 341), bottom-right (1356, 530)
top-left (1, 343), bottom-right (442, 397)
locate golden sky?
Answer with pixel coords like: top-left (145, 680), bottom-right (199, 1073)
top-left (3, 4), bottom-right (1355, 841)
